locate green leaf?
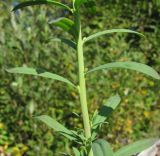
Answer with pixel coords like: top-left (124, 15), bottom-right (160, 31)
top-left (73, 147), bottom-right (81, 156)
top-left (86, 61), bottom-right (160, 80)
top-left (6, 67), bottom-right (76, 87)
top-left (92, 95), bottom-right (121, 129)
top-left (114, 138), bottom-right (158, 156)
top-left (51, 38), bottom-right (77, 50)
top-left (83, 29), bottom-right (144, 43)
top-left (12, 0), bottom-right (72, 12)
top-left (49, 17), bottom-right (74, 32)
top-left (49, 17), bottom-right (77, 37)
top-left (73, 0), bottom-right (95, 9)
top-left (92, 139), bottom-right (114, 156)
top-left (35, 115), bottom-right (76, 141)
top-left (73, 0), bottom-right (86, 9)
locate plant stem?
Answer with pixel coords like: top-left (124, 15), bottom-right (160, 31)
top-left (77, 18), bottom-right (91, 139)
top-left (75, 10), bottom-right (94, 156)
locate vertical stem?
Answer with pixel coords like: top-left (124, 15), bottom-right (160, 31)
top-left (78, 29), bottom-right (91, 139)
top-left (75, 11), bottom-right (94, 156)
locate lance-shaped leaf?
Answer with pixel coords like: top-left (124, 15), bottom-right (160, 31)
top-left (12, 0), bottom-right (72, 12)
top-left (92, 95), bottom-right (121, 129)
top-left (49, 17), bottom-right (74, 31)
top-left (83, 29), bottom-right (144, 43)
top-left (114, 138), bottom-right (158, 156)
top-left (35, 115), bottom-right (76, 140)
top-left (6, 67), bottom-right (76, 87)
top-left (73, 147), bottom-right (81, 156)
top-left (49, 17), bottom-right (76, 36)
top-left (51, 38), bottom-right (77, 50)
top-left (86, 61), bottom-right (160, 80)
top-left (92, 139), bottom-right (114, 156)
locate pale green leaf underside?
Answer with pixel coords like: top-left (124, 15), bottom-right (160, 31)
top-left (12, 0), bottom-right (72, 12)
top-left (87, 61), bottom-right (160, 80)
top-left (92, 94), bottom-right (121, 129)
top-left (35, 115), bottom-right (76, 140)
top-left (92, 139), bottom-right (114, 156)
top-left (114, 138), bottom-right (158, 156)
top-left (83, 29), bottom-right (144, 43)
top-left (6, 67), bottom-right (75, 87)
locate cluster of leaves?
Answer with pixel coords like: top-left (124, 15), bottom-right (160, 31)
top-left (0, 0), bottom-right (160, 155)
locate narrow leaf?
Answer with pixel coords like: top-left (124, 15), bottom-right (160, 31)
top-left (87, 61), bottom-right (160, 80)
top-left (49, 17), bottom-right (77, 37)
top-left (6, 67), bottom-right (76, 87)
top-left (114, 138), bottom-right (158, 156)
top-left (83, 29), bottom-right (144, 43)
top-left (49, 17), bottom-right (74, 32)
top-left (35, 115), bottom-right (76, 140)
top-left (92, 95), bottom-right (121, 129)
top-left (12, 0), bottom-right (72, 12)
top-left (51, 38), bottom-right (77, 50)
top-left (73, 147), bottom-right (81, 156)
top-left (92, 139), bottom-right (114, 156)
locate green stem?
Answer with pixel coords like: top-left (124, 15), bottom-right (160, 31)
top-left (75, 10), bottom-right (93, 156)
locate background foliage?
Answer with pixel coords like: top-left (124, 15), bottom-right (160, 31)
top-left (0, 0), bottom-right (160, 155)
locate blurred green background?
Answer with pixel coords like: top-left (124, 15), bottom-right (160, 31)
top-left (0, 0), bottom-right (160, 155)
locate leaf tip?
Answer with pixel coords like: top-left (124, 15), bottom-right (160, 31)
top-left (5, 68), bottom-right (11, 73)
